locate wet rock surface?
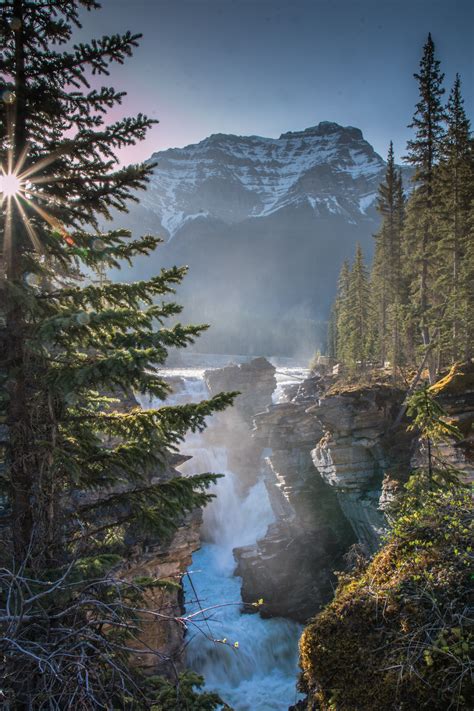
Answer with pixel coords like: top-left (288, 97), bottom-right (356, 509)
top-left (235, 377), bottom-right (355, 622)
top-left (204, 356), bottom-right (277, 423)
top-left (310, 384), bottom-right (413, 551)
top-left (235, 521), bottom-right (346, 623)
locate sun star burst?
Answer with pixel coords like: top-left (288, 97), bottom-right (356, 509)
top-left (0, 171), bottom-right (22, 199)
top-left (1, 147), bottom-right (70, 267)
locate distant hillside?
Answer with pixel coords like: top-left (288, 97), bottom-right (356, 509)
top-left (111, 122), bottom-right (410, 357)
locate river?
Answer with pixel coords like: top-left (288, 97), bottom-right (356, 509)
top-left (143, 360), bottom-right (308, 710)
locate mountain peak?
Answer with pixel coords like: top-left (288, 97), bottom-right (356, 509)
top-left (141, 122), bottom-right (392, 238)
top-left (279, 122), bottom-right (363, 141)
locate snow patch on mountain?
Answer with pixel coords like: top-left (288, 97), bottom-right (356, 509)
top-left (140, 122), bottom-right (389, 238)
top-left (358, 192), bottom-right (378, 214)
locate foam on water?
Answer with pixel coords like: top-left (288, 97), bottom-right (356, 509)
top-left (272, 366), bottom-right (309, 403)
top-left (184, 545), bottom-right (302, 711)
top-left (182, 454), bottom-right (302, 711)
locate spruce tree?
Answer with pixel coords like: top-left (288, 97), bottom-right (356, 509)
top-left (371, 142), bottom-right (394, 365)
top-left (393, 168), bottom-right (413, 366)
top-left (0, 1), bottom-right (234, 706)
top-left (333, 259), bottom-right (351, 363)
top-left (327, 303), bottom-right (337, 360)
top-left (403, 33), bottom-right (446, 381)
top-left (392, 168), bottom-right (409, 369)
top-left (371, 143), bottom-right (407, 372)
top-left (345, 245), bottom-right (371, 369)
top-left (436, 74), bottom-right (474, 363)
top-left (329, 251), bottom-right (372, 369)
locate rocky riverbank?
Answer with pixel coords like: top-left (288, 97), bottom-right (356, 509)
top-left (211, 358), bottom-right (473, 629)
top-left (123, 357), bottom-right (473, 692)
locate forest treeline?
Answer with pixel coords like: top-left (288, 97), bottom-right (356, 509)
top-left (327, 35), bottom-right (473, 380)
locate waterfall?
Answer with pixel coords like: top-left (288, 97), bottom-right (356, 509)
top-left (183, 468), bottom-right (302, 710)
top-left (272, 366), bottom-right (310, 403)
top-left (139, 366), bottom-right (305, 711)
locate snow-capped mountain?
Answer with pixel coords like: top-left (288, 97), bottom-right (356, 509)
top-left (117, 122), bottom-right (407, 357)
top-left (140, 121), bottom-right (385, 239)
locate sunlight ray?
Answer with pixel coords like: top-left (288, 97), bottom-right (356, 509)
top-left (28, 174), bottom-right (65, 186)
top-left (3, 197), bottom-right (13, 270)
top-left (13, 195), bottom-right (44, 254)
top-left (19, 144), bottom-right (72, 181)
top-left (6, 107), bottom-right (14, 175)
top-left (14, 142), bottom-right (31, 177)
top-left (21, 194), bottom-right (63, 233)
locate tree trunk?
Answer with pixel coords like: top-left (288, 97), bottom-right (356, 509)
top-left (6, 0), bottom-right (30, 561)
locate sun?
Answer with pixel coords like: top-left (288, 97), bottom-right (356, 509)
top-left (0, 115), bottom-right (74, 265)
top-left (0, 172), bottom-right (22, 199)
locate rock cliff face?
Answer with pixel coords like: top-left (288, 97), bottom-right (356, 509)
top-left (236, 392), bottom-right (355, 622)
top-left (121, 509), bottom-right (202, 677)
top-left (246, 364), bottom-right (474, 623)
top-left (179, 360), bottom-right (473, 635)
top-left (233, 375), bottom-right (416, 622)
top-left (201, 359), bottom-right (348, 622)
top-left (310, 384), bottom-right (413, 552)
top-left (202, 363), bottom-right (408, 621)
top-left (204, 357), bottom-right (277, 492)
top-left (204, 356), bottom-right (276, 423)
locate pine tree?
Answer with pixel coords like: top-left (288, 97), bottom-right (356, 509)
top-left (327, 304), bottom-right (337, 360)
top-left (403, 33), bottom-right (446, 381)
top-left (345, 245), bottom-right (371, 369)
top-left (332, 259), bottom-right (351, 363)
top-left (371, 142), bottom-right (406, 369)
top-left (0, 1), bottom-right (234, 705)
top-left (436, 74), bottom-right (474, 363)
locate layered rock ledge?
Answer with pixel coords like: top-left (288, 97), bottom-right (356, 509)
top-left (235, 376), bottom-right (355, 622)
top-left (310, 383), bottom-right (413, 551)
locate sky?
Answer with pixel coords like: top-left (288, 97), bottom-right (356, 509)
top-left (77, 0), bottom-right (474, 165)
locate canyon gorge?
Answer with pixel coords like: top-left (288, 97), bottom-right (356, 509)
top-left (131, 356), bottom-right (474, 710)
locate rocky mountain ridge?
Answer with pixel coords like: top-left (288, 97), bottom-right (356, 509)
top-left (114, 123), bottom-right (411, 356)
top-left (141, 121), bottom-right (386, 238)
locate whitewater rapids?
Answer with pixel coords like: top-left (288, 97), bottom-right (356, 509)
top-left (142, 364), bottom-right (307, 710)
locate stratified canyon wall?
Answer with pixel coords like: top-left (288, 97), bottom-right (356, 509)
top-left (233, 361), bottom-right (474, 626)
top-left (124, 358), bottom-right (473, 667)
top-left (236, 376), bottom-right (356, 623)
top-left (121, 505), bottom-right (202, 676)
top-left (310, 383), bottom-right (413, 552)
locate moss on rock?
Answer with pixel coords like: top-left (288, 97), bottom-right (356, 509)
top-left (299, 485), bottom-right (473, 710)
